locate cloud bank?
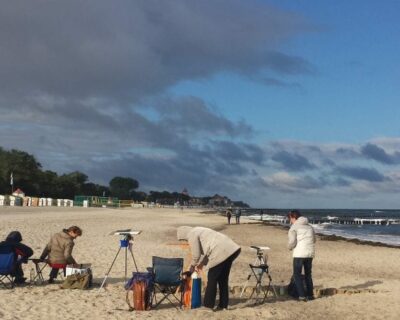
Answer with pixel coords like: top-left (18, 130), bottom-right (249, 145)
top-left (1, 1), bottom-right (399, 208)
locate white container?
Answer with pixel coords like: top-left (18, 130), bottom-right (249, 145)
top-left (66, 264), bottom-right (92, 276)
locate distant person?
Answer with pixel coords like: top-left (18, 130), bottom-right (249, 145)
top-left (0, 231), bottom-right (33, 284)
top-left (287, 210), bottom-right (316, 301)
top-left (226, 209), bottom-right (232, 224)
top-left (40, 226), bottom-right (82, 283)
top-left (235, 208), bottom-right (242, 224)
top-left (177, 226), bottom-right (241, 310)
top-left (260, 209), bottom-right (264, 221)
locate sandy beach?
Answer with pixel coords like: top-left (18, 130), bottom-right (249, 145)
top-left (0, 207), bottom-right (399, 320)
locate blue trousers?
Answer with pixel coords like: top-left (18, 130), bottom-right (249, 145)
top-left (293, 257), bottom-right (314, 298)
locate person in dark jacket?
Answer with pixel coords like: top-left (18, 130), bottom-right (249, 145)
top-left (226, 209), bottom-right (232, 224)
top-left (0, 231), bottom-right (33, 284)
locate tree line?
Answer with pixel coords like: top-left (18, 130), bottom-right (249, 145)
top-left (0, 147), bottom-right (249, 206)
top-left (0, 147), bottom-right (139, 199)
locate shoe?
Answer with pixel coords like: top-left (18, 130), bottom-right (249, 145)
top-left (14, 277), bottom-right (27, 284)
top-left (48, 278), bottom-right (54, 284)
top-left (215, 306), bottom-right (229, 311)
top-left (307, 296), bottom-right (315, 301)
top-left (298, 296), bottom-right (307, 302)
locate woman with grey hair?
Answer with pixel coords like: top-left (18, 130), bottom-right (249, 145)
top-left (177, 226), bottom-right (241, 310)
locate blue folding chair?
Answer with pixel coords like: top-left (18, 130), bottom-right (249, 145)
top-left (0, 252), bottom-right (16, 289)
top-left (151, 256), bottom-right (184, 309)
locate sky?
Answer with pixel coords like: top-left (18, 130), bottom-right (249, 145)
top-left (0, 0), bottom-right (399, 209)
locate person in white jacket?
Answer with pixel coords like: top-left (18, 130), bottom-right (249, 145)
top-left (287, 210), bottom-right (316, 301)
top-left (177, 226), bottom-right (241, 309)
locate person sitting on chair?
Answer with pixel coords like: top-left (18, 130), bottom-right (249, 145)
top-left (177, 226), bottom-right (241, 310)
top-left (0, 231), bottom-right (33, 284)
top-left (40, 226), bottom-right (82, 283)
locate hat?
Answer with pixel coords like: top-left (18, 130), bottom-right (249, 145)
top-left (177, 226), bottom-right (193, 241)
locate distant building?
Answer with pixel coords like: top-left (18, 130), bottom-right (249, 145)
top-left (182, 188), bottom-right (189, 196)
top-left (208, 194), bottom-right (231, 207)
top-left (12, 188), bottom-right (25, 198)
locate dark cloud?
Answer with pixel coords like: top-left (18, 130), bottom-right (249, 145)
top-left (0, 1), bottom-right (320, 204)
top-left (335, 147), bottom-right (360, 158)
top-left (150, 96), bottom-right (253, 138)
top-left (335, 166), bottom-right (386, 182)
top-left (360, 143), bottom-right (400, 165)
top-left (212, 141), bottom-right (265, 165)
top-left (0, 0), bottom-right (312, 102)
top-left (84, 140), bottom-right (263, 196)
top-left (271, 151), bottom-right (316, 171)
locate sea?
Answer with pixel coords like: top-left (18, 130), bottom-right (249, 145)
top-left (242, 209), bottom-right (400, 247)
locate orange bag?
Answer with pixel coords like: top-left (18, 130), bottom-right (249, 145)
top-left (133, 281), bottom-right (147, 310)
top-left (183, 277), bottom-right (192, 309)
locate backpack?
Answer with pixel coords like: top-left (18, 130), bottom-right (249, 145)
top-left (60, 272), bottom-right (92, 290)
top-left (125, 272), bottom-right (154, 311)
top-left (287, 275), bottom-right (306, 298)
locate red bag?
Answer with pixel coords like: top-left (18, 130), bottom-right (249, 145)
top-left (125, 272), bottom-right (153, 311)
top-left (133, 281), bottom-right (147, 310)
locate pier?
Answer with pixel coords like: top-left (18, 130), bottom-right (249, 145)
top-left (245, 214), bottom-right (400, 226)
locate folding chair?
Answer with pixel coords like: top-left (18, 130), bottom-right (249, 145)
top-left (29, 259), bottom-right (47, 285)
top-left (151, 256), bottom-right (184, 309)
top-left (0, 252), bottom-right (15, 289)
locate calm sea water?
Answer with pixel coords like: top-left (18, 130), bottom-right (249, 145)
top-left (242, 209), bottom-right (400, 247)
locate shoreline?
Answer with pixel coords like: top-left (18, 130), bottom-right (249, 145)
top-left (234, 215), bottom-right (400, 249)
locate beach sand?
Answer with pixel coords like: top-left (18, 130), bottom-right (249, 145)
top-left (0, 206), bottom-right (399, 319)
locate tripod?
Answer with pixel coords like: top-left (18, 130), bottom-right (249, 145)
top-left (99, 235), bottom-right (139, 290)
top-left (240, 246), bottom-right (277, 304)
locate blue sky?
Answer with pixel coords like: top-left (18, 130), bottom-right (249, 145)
top-left (172, 1), bottom-right (400, 143)
top-left (0, 1), bottom-right (399, 208)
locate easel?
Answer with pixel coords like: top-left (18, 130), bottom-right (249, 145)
top-left (99, 231), bottom-right (140, 290)
top-left (240, 246), bottom-right (277, 304)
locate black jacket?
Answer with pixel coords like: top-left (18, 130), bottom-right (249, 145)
top-left (0, 231), bottom-right (33, 262)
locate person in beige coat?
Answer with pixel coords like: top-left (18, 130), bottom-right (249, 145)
top-left (177, 226), bottom-right (241, 310)
top-left (40, 226), bottom-right (82, 283)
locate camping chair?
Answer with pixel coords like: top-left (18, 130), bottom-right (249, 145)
top-left (29, 258), bottom-right (47, 285)
top-left (0, 252), bottom-right (15, 289)
top-left (151, 256), bottom-right (184, 309)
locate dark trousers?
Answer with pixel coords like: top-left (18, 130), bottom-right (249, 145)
top-left (12, 262), bottom-right (24, 280)
top-left (235, 216), bottom-right (240, 224)
top-left (293, 258), bottom-right (314, 298)
top-left (204, 249), bottom-right (241, 309)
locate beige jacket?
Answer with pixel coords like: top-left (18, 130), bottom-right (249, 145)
top-left (177, 226), bottom-right (240, 269)
top-left (41, 230), bottom-right (76, 265)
